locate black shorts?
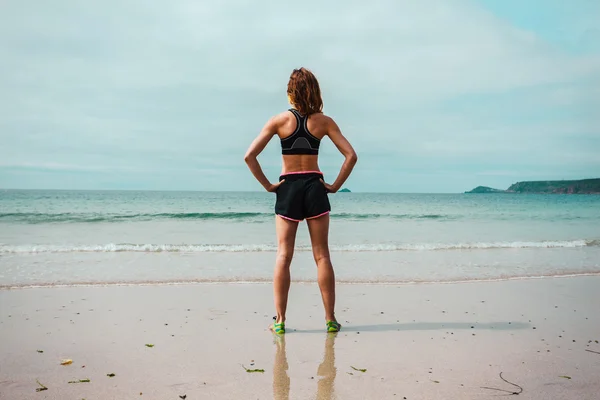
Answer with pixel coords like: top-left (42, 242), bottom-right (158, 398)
top-left (275, 172), bottom-right (331, 222)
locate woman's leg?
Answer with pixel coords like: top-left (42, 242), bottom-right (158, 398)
top-left (273, 216), bottom-right (299, 325)
top-left (306, 214), bottom-right (337, 323)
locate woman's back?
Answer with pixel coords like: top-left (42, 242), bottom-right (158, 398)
top-left (275, 110), bottom-right (333, 174)
top-left (244, 66), bottom-right (356, 194)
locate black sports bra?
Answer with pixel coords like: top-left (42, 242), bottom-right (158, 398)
top-left (280, 109), bottom-right (321, 155)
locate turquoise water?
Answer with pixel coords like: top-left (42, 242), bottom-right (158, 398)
top-left (1, 190), bottom-right (599, 287)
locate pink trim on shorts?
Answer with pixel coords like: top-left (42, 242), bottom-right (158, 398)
top-left (306, 211), bottom-right (330, 220)
top-left (280, 170), bottom-right (323, 176)
top-left (277, 214), bottom-right (302, 222)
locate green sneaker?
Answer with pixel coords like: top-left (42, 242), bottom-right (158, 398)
top-left (326, 321), bottom-right (341, 333)
top-left (270, 322), bottom-right (285, 335)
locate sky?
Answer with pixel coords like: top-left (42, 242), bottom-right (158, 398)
top-left (1, 0), bottom-right (599, 193)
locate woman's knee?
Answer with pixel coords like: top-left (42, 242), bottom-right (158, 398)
top-left (312, 247), bottom-right (331, 263)
top-left (276, 247), bottom-right (294, 265)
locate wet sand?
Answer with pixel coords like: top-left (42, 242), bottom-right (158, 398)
top-left (1, 276), bottom-right (599, 399)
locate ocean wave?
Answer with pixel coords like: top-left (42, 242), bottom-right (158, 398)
top-left (1, 239), bottom-right (597, 254)
top-left (0, 211), bottom-right (452, 223)
top-left (0, 212), bottom-right (269, 223)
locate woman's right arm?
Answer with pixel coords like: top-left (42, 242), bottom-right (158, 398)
top-left (244, 115), bottom-right (285, 192)
top-left (321, 118), bottom-right (358, 193)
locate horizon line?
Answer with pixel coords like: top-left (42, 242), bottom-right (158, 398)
top-left (0, 187), bottom-right (466, 195)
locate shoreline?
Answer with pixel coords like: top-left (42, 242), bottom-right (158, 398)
top-left (3, 270), bottom-right (600, 290)
top-left (1, 276), bottom-right (599, 399)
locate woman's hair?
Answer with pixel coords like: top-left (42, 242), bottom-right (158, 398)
top-left (287, 67), bottom-right (323, 116)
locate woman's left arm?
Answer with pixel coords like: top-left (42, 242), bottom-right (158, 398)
top-left (244, 115), bottom-right (284, 192)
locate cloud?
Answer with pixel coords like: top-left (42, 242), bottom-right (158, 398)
top-left (0, 0), bottom-right (598, 191)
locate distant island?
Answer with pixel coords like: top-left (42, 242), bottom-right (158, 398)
top-left (465, 178), bottom-right (600, 194)
top-left (465, 186), bottom-right (506, 193)
top-left (338, 188), bottom-right (351, 193)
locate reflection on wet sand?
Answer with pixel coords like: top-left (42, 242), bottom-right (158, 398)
top-left (316, 333), bottom-right (337, 400)
top-left (273, 333), bottom-right (338, 400)
top-left (273, 335), bottom-right (290, 400)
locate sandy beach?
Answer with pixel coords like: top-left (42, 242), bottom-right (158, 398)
top-left (1, 276), bottom-right (599, 399)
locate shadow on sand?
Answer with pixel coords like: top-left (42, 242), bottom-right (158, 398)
top-left (292, 321), bottom-right (530, 334)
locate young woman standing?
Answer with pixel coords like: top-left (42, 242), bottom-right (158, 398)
top-left (244, 68), bottom-right (357, 334)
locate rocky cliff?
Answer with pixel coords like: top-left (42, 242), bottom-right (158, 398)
top-left (466, 178), bottom-right (600, 194)
top-left (507, 179), bottom-right (600, 194)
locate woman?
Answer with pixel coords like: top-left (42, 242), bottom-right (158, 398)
top-left (244, 67), bottom-right (357, 334)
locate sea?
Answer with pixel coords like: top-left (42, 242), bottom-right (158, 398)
top-left (1, 190), bottom-right (599, 288)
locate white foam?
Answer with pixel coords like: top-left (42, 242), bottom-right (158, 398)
top-left (333, 240), bottom-right (593, 251)
top-left (0, 239), bottom-right (596, 254)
